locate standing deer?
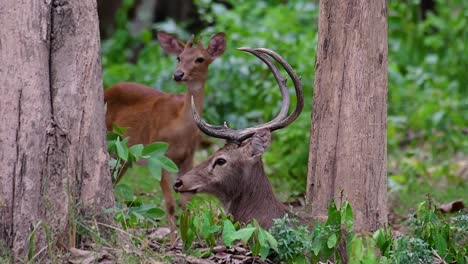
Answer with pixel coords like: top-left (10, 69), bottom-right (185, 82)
top-left (104, 32), bottom-right (226, 242)
top-left (173, 48), bottom-right (304, 229)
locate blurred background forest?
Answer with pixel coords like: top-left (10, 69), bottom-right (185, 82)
top-left (99, 0), bottom-right (467, 221)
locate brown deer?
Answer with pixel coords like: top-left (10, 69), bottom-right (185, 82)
top-left (104, 32), bottom-right (226, 242)
top-left (173, 48), bottom-right (304, 229)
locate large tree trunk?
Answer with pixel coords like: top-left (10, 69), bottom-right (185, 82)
top-left (306, 0), bottom-right (388, 231)
top-left (0, 0), bottom-right (114, 259)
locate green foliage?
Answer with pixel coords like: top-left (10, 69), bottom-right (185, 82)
top-left (268, 201), bottom-right (354, 263)
top-left (411, 201), bottom-right (467, 263)
top-left (269, 213), bottom-right (311, 263)
top-left (106, 125), bottom-right (177, 229)
top-left (100, 0), bottom-right (468, 260)
top-left (179, 196), bottom-right (278, 260)
top-left (389, 236), bottom-right (432, 264)
top-left (105, 184), bottom-right (165, 230)
top-left (107, 125), bottom-right (178, 183)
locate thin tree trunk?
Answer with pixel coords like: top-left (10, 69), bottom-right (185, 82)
top-left (306, 0), bottom-right (388, 231)
top-left (0, 0), bottom-right (114, 259)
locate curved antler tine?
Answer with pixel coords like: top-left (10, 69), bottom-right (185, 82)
top-left (255, 48), bottom-right (303, 130)
top-left (198, 39), bottom-right (204, 48)
top-left (190, 48), bottom-right (303, 144)
top-left (238, 47), bottom-right (290, 124)
top-left (234, 48), bottom-right (303, 142)
top-left (191, 96), bottom-right (240, 142)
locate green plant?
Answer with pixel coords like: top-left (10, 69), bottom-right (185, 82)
top-left (179, 196), bottom-right (277, 260)
top-left (107, 125), bottom-right (178, 183)
top-left (105, 186), bottom-right (165, 230)
top-left (389, 236), bottom-right (433, 264)
top-left (269, 213), bottom-right (311, 263)
top-left (106, 125), bottom-right (178, 229)
top-left (411, 201), bottom-right (467, 263)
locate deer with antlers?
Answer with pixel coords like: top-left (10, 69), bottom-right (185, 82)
top-left (173, 48), bottom-right (304, 229)
top-left (104, 32), bottom-right (226, 242)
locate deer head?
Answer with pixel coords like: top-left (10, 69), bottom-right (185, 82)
top-left (157, 32), bottom-right (226, 83)
top-left (173, 48), bottom-right (303, 228)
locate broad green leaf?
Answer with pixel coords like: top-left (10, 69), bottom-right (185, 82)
top-left (327, 233), bottom-right (337, 249)
top-left (115, 137), bottom-right (129, 161)
top-left (142, 142), bottom-right (168, 156)
top-left (145, 208), bottom-right (165, 218)
top-left (129, 144), bottom-right (144, 158)
top-left (341, 201), bottom-right (354, 231)
top-left (149, 155), bottom-right (179, 174)
top-left (157, 156), bottom-right (179, 173)
top-left (107, 131), bottom-right (119, 141)
top-left (112, 125), bottom-right (128, 135)
top-left (257, 228), bottom-right (277, 259)
top-left (349, 235), bottom-right (364, 261)
top-left (222, 220), bottom-right (237, 247)
top-left (291, 255), bottom-right (307, 264)
top-left (128, 213), bottom-right (138, 227)
top-left (232, 227), bottom-right (256, 244)
top-left (148, 158), bottom-right (162, 181)
top-left (114, 212), bottom-right (124, 223)
top-left (326, 200), bottom-right (341, 226)
top-left (311, 239), bottom-right (321, 256)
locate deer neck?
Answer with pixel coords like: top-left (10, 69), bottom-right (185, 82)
top-left (183, 81), bottom-right (205, 123)
top-left (225, 163), bottom-right (288, 228)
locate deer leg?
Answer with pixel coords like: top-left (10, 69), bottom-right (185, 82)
top-left (160, 170), bottom-right (177, 246)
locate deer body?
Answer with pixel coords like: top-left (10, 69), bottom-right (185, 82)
top-left (104, 32), bottom-right (226, 243)
top-left (105, 81), bottom-right (204, 166)
top-left (174, 48), bottom-right (304, 229)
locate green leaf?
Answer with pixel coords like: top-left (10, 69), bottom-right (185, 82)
top-left (128, 213), bottom-right (138, 227)
top-left (341, 201), bottom-right (354, 230)
top-left (28, 221), bottom-right (43, 261)
top-left (142, 142), bottom-right (168, 156)
top-left (222, 220), bottom-right (256, 247)
top-left (145, 208), bottom-right (165, 218)
top-left (148, 158), bottom-right (162, 181)
top-left (349, 235), bottom-right (364, 261)
top-left (115, 137), bottom-right (129, 161)
top-left (112, 124), bottom-right (128, 135)
top-left (180, 211), bottom-right (195, 251)
top-left (222, 220), bottom-right (236, 247)
top-left (326, 200), bottom-right (341, 226)
top-left (327, 233), bottom-right (338, 249)
top-left (157, 156), bottom-right (179, 173)
top-left (257, 228), bottom-right (278, 259)
top-left (232, 227), bottom-right (256, 244)
top-left (291, 255), bottom-right (307, 264)
top-left (129, 144), bottom-right (144, 158)
top-left (114, 184), bottom-right (134, 201)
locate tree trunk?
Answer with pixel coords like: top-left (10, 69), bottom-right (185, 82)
top-left (0, 0), bottom-right (114, 259)
top-left (306, 0), bottom-right (388, 231)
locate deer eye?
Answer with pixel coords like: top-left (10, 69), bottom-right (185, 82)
top-left (214, 158), bottom-right (226, 167)
top-left (176, 56), bottom-right (180, 62)
top-left (195, 57), bottom-right (204, 63)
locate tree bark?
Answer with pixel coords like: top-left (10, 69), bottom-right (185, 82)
top-left (306, 0), bottom-right (388, 231)
top-left (0, 0), bottom-right (114, 259)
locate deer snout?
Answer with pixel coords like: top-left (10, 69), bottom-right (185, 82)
top-left (173, 71), bottom-right (184, 81)
top-left (173, 179), bottom-right (184, 192)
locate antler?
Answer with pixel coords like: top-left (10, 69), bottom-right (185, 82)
top-left (191, 48), bottom-right (303, 143)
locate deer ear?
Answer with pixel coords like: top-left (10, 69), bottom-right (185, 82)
top-left (207, 32), bottom-right (226, 58)
top-left (157, 32), bottom-right (185, 55)
top-left (248, 129), bottom-right (271, 158)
